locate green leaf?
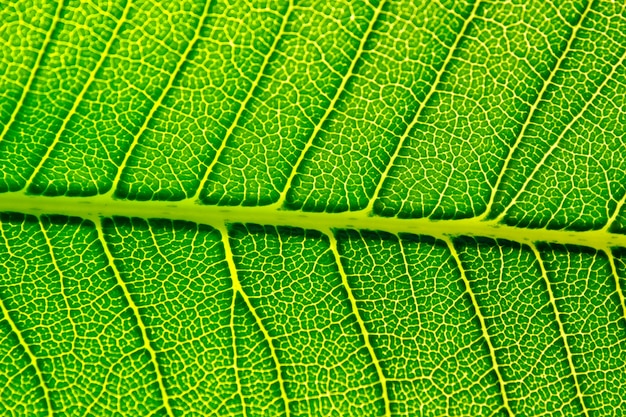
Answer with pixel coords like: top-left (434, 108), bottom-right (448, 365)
top-left (0, 0), bottom-right (625, 415)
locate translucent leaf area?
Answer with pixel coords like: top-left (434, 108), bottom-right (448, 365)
top-left (0, 0), bottom-right (625, 415)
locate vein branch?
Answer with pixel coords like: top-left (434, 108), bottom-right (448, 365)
top-left (0, 297), bottom-right (54, 416)
top-left (38, 218), bottom-right (77, 351)
top-left (0, 0), bottom-right (65, 145)
top-left (274, 0), bottom-right (388, 208)
top-left (482, 0), bottom-right (594, 219)
top-left (494, 48), bottom-right (626, 223)
top-left (228, 291), bottom-right (247, 417)
top-left (443, 237), bottom-right (513, 417)
top-left (106, 0), bottom-right (215, 197)
top-left (0, 219), bottom-right (54, 416)
top-left (93, 217), bottom-right (175, 417)
top-left (529, 243), bottom-right (589, 417)
top-left (22, 0), bottom-right (133, 191)
top-left (603, 191), bottom-right (626, 232)
top-left (324, 228), bottom-right (391, 417)
top-left (217, 224), bottom-right (291, 417)
top-left (192, 0), bottom-right (294, 202)
top-left (604, 248), bottom-right (626, 330)
top-left (364, 0), bottom-right (482, 215)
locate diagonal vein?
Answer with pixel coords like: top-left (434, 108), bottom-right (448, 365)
top-left (364, 0), bottom-right (482, 214)
top-left (0, 0), bottom-right (64, 145)
top-left (0, 221), bottom-right (54, 417)
top-left (22, 0), bottom-right (133, 192)
top-left (192, 0), bottom-right (295, 202)
top-left (106, 0), bottom-right (215, 197)
top-left (274, 0), bottom-right (388, 208)
top-left (529, 243), bottom-right (589, 417)
top-left (494, 48), bottom-right (626, 223)
top-left (325, 228), bottom-right (390, 417)
top-left (93, 217), bottom-right (174, 417)
top-left (38, 218), bottom-right (77, 351)
top-left (443, 236), bottom-right (513, 417)
top-left (218, 224), bottom-right (290, 417)
top-left (604, 192), bottom-right (626, 232)
top-left (481, 0), bottom-right (594, 219)
top-left (229, 290), bottom-right (247, 417)
top-left (605, 248), bottom-right (626, 329)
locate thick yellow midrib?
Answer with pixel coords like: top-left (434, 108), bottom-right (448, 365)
top-left (0, 191), bottom-right (625, 251)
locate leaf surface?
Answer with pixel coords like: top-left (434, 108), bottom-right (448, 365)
top-left (0, 0), bottom-right (625, 416)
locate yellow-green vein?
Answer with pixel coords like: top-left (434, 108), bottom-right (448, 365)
top-left (443, 236), bottom-right (513, 417)
top-left (192, 0), bottom-right (295, 202)
top-left (107, 0), bottom-right (215, 197)
top-left (0, 0), bottom-right (64, 145)
top-left (93, 217), bottom-right (175, 417)
top-left (529, 242), bottom-right (589, 417)
top-left (217, 224), bottom-right (291, 417)
top-left (325, 228), bottom-right (391, 417)
top-left (23, 0), bottom-right (133, 191)
top-left (274, 0), bottom-right (388, 208)
top-left (364, 0), bottom-right (482, 215)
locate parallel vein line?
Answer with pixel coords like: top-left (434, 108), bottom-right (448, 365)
top-left (107, 0), bottom-right (215, 197)
top-left (605, 248), bottom-right (626, 329)
top-left (93, 218), bottom-right (174, 417)
top-left (274, 0), bottom-right (388, 207)
top-left (0, 0), bottom-right (64, 145)
top-left (22, 0), bottom-right (133, 191)
top-left (218, 225), bottom-right (291, 417)
top-left (0, 297), bottom-right (54, 416)
top-left (192, 0), bottom-right (295, 202)
top-left (229, 292), bottom-right (247, 417)
top-left (482, 0), bottom-right (594, 219)
top-left (0, 219), bottom-right (54, 416)
top-left (604, 191), bottom-right (626, 232)
top-left (529, 243), bottom-right (589, 417)
top-left (38, 219), bottom-right (77, 350)
top-left (443, 237), bottom-right (514, 417)
top-left (364, 0), bottom-right (482, 214)
top-left (325, 228), bottom-right (391, 417)
top-left (495, 49), bottom-right (626, 223)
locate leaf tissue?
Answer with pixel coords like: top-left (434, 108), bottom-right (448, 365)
top-left (0, 0), bottom-right (625, 415)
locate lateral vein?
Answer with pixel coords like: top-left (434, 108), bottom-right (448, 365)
top-left (325, 228), bottom-right (391, 417)
top-left (106, 0), bottom-right (215, 196)
top-left (483, 0), bottom-right (594, 219)
top-left (443, 237), bottom-right (514, 417)
top-left (495, 49), bottom-right (626, 223)
top-left (274, 0), bottom-right (388, 208)
top-left (529, 243), bottom-right (589, 417)
top-left (0, 220), bottom-right (54, 417)
top-left (93, 217), bottom-right (175, 417)
top-left (23, 0), bottom-right (134, 191)
top-left (192, 0), bottom-right (295, 202)
top-left (217, 224), bottom-right (291, 417)
top-left (364, 0), bottom-right (482, 215)
top-left (0, 0), bottom-right (65, 145)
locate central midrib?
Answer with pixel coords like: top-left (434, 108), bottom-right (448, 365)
top-left (1, 191), bottom-right (624, 250)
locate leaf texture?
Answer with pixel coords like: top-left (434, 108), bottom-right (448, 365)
top-left (0, 0), bottom-right (625, 416)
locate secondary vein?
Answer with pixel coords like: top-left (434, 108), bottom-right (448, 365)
top-left (217, 224), bottom-right (291, 417)
top-left (274, 0), bottom-right (388, 208)
top-left (443, 237), bottom-right (514, 417)
top-left (364, 0), bottom-right (482, 215)
top-left (93, 217), bottom-right (175, 417)
top-left (529, 243), bottom-right (590, 417)
top-left (325, 228), bottom-right (391, 417)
